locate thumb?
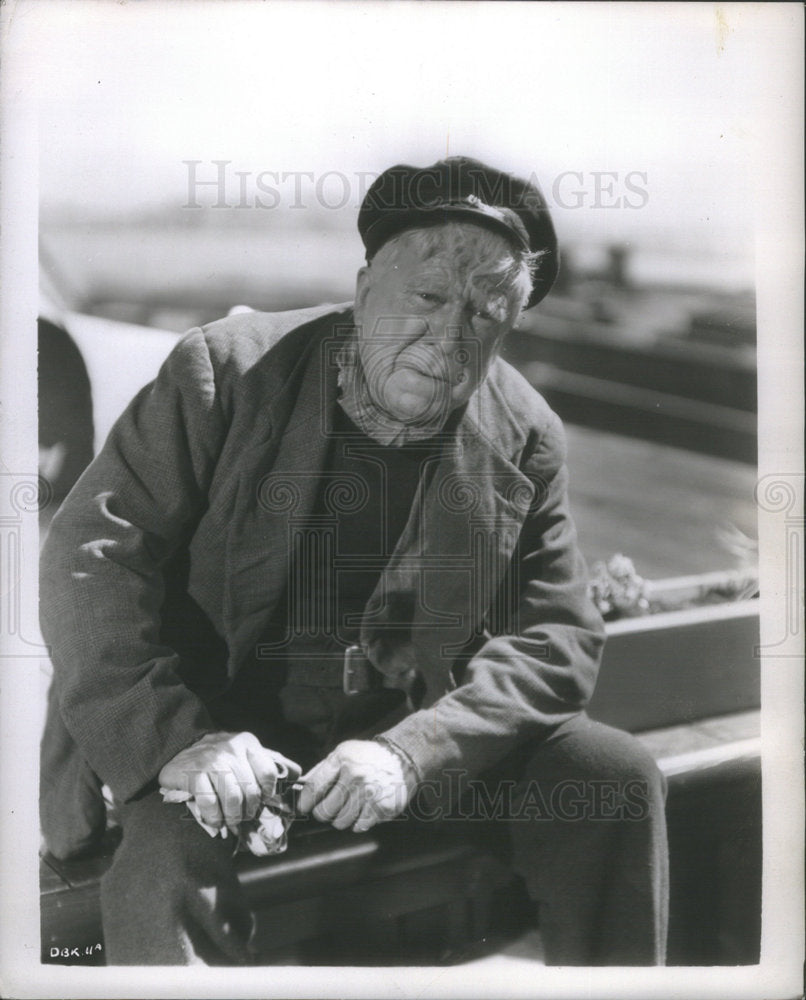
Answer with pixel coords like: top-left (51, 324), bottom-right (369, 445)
top-left (296, 755), bottom-right (341, 814)
top-left (268, 750), bottom-right (303, 783)
top-left (245, 744), bottom-right (282, 799)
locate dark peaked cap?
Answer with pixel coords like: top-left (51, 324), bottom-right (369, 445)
top-left (358, 156), bottom-right (559, 309)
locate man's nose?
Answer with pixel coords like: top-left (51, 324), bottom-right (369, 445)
top-left (418, 304), bottom-right (477, 381)
top-left (425, 301), bottom-right (467, 344)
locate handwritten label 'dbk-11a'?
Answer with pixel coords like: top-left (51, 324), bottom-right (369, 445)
top-left (49, 943), bottom-right (103, 959)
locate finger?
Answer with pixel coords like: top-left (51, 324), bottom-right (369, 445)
top-left (244, 743), bottom-right (283, 801)
top-left (312, 779), bottom-right (354, 825)
top-left (222, 752), bottom-right (261, 822)
top-left (352, 799), bottom-right (382, 833)
top-left (353, 781), bottom-right (401, 832)
top-left (185, 799), bottom-right (222, 838)
top-left (227, 751), bottom-right (262, 819)
top-left (268, 750), bottom-right (303, 783)
top-left (329, 784), bottom-right (364, 831)
top-left (191, 771), bottom-right (225, 830)
top-left (217, 769), bottom-right (246, 829)
top-left (297, 756), bottom-right (341, 814)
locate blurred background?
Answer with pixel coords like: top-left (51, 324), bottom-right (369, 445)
top-left (37, 1), bottom-right (761, 581)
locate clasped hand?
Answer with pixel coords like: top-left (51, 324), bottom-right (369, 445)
top-left (158, 733), bottom-right (416, 836)
top-left (158, 731), bottom-right (301, 833)
top-left (297, 739), bottom-right (417, 832)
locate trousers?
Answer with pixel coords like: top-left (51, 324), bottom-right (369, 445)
top-left (99, 684), bottom-right (668, 967)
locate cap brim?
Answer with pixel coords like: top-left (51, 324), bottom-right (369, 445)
top-left (363, 204), bottom-right (532, 260)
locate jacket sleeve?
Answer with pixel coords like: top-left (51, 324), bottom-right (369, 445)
top-left (378, 412), bottom-right (606, 783)
top-left (40, 328), bottom-right (227, 803)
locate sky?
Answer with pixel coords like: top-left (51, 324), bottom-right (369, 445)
top-left (17, 0), bottom-right (795, 272)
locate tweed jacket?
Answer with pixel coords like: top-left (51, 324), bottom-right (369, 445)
top-left (39, 304), bottom-right (605, 858)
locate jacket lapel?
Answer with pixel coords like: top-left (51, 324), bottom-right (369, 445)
top-left (224, 328), bottom-right (341, 676)
top-left (224, 334), bottom-right (534, 698)
top-left (361, 382), bottom-right (535, 705)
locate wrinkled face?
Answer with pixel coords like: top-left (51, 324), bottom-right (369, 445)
top-left (352, 227), bottom-right (524, 426)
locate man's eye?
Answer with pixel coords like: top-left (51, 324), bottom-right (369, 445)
top-left (416, 291), bottom-right (440, 303)
top-left (473, 307), bottom-right (494, 322)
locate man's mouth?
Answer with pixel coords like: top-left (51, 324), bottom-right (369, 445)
top-left (399, 363), bottom-right (452, 385)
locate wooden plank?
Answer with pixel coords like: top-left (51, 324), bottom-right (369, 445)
top-left (563, 424), bottom-right (757, 579)
top-left (249, 896), bottom-right (327, 957)
top-left (634, 709), bottom-right (760, 759)
top-left (588, 608), bottom-right (759, 732)
top-left (655, 738), bottom-right (760, 783)
top-left (665, 773), bottom-right (761, 964)
top-left (42, 829), bottom-right (121, 890)
top-left (694, 711), bottom-right (762, 744)
top-left (239, 833), bottom-right (381, 904)
top-left (39, 857), bottom-right (70, 896)
top-left (521, 363), bottom-right (755, 463)
top-left (505, 320), bottom-right (755, 411)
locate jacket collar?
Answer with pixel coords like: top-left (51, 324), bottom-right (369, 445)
top-left (360, 376), bottom-right (535, 703)
top-left (224, 310), bottom-right (534, 684)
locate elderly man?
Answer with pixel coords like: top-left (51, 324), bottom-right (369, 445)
top-left (40, 157), bottom-right (668, 966)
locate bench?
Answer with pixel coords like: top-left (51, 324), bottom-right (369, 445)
top-left (41, 809), bottom-right (524, 966)
top-left (40, 709), bottom-right (761, 966)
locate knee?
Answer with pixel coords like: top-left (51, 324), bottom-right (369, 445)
top-left (521, 717), bottom-right (666, 808)
top-left (102, 794), bottom-right (223, 906)
top-left (583, 723), bottom-right (665, 796)
top-left (582, 725), bottom-right (667, 822)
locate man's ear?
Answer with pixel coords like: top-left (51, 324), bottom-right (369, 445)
top-left (354, 266), bottom-right (371, 321)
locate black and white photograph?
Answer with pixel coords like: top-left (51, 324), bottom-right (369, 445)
top-left (0, 2), bottom-right (803, 997)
